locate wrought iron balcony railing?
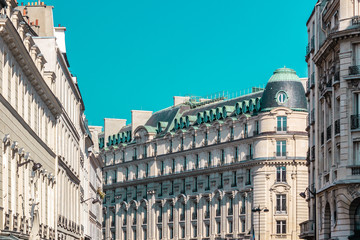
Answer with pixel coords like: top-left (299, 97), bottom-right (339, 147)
top-left (349, 65), bottom-right (360, 75)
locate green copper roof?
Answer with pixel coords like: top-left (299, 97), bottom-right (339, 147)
top-left (268, 67), bottom-right (301, 82)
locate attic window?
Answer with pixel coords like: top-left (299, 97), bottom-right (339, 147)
top-left (276, 91), bottom-right (288, 105)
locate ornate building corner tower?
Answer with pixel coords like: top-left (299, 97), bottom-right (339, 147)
top-left (101, 67), bottom-right (309, 240)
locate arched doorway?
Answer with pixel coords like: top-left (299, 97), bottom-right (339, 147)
top-left (324, 203), bottom-right (331, 239)
top-left (349, 197), bottom-right (360, 240)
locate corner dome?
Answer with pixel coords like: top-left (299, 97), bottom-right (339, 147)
top-left (261, 67), bottom-right (307, 112)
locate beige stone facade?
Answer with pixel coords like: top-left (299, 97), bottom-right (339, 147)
top-left (0, 1), bottom-right (103, 240)
top-left (101, 68), bottom-right (309, 240)
top-left (301, 1), bottom-right (360, 239)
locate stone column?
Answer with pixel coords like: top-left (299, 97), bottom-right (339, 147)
top-left (147, 190), bottom-right (156, 240)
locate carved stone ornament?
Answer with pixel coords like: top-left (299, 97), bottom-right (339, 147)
top-left (347, 184), bottom-right (360, 199)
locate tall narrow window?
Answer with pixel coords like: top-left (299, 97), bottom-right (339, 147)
top-left (143, 145), bottom-right (147, 158)
top-left (133, 148), bottom-right (137, 160)
top-left (276, 220), bottom-right (286, 234)
top-left (276, 141), bottom-right (287, 157)
top-left (206, 175), bottom-right (210, 191)
top-left (230, 126), bottom-right (234, 140)
top-left (182, 157), bottom-right (186, 171)
top-left (161, 161), bottom-right (164, 175)
top-left (170, 181), bottom-right (174, 195)
top-left (235, 147), bottom-right (238, 161)
top-left (169, 140), bottom-right (173, 153)
top-left (172, 159), bottom-right (175, 173)
top-left (195, 154), bottom-right (199, 169)
top-left (219, 173), bottom-right (223, 189)
top-left (135, 166), bottom-right (138, 179)
top-left (193, 177), bottom-right (197, 192)
top-left (146, 164), bottom-right (149, 177)
top-left (221, 149), bottom-right (225, 165)
top-left (244, 123), bottom-right (248, 138)
top-left (192, 135), bottom-right (196, 148)
top-left (181, 137), bottom-right (184, 150)
top-left (154, 143), bottom-right (157, 156)
top-left (248, 144), bottom-right (253, 160)
top-left (205, 131), bottom-right (208, 145)
top-left (276, 194), bottom-right (287, 213)
top-left (254, 120), bottom-right (259, 135)
top-left (354, 142), bottom-right (360, 165)
top-left (217, 129), bottom-right (221, 143)
top-left (158, 183), bottom-right (163, 197)
top-left (231, 171), bottom-right (237, 187)
top-left (277, 116), bottom-right (287, 132)
top-left (276, 166), bottom-right (286, 182)
top-left (208, 152), bottom-right (212, 167)
top-left (246, 169), bottom-right (251, 185)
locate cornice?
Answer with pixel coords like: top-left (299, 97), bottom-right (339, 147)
top-left (0, 17), bottom-right (62, 118)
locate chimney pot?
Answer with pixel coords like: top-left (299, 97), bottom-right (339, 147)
top-left (21, 2), bottom-right (24, 6)
top-left (36, 19), bottom-right (38, 26)
top-left (58, 24), bottom-right (61, 27)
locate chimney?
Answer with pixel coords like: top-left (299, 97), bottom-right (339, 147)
top-left (173, 96), bottom-right (190, 106)
top-left (54, 26), bottom-right (67, 53)
top-left (131, 110), bottom-right (153, 135)
top-left (104, 118), bottom-right (127, 145)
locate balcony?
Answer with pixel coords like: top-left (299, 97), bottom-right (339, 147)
top-left (349, 65), bottom-right (360, 75)
top-left (299, 220), bottom-right (315, 239)
top-left (351, 115), bottom-right (360, 129)
top-left (351, 166), bottom-right (360, 175)
top-left (352, 16), bottom-right (360, 26)
top-left (327, 125), bottom-right (332, 141)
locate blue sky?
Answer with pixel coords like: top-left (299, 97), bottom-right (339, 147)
top-left (50, 0), bottom-right (316, 127)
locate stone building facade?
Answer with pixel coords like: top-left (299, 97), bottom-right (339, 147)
top-left (301, 1), bottom-right (360, 240)
top-left (101, 68), bottom-right (309, 240)
top-left (0, 1), bottom-right (103, 240)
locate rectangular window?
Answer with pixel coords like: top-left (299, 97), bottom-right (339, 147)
top-left (221, 149), bottom-right (225, 165)
top-left (184, 157), bottom-right (187, 171)
top-left (133, 148), bottom-right (137, 160)
top-left (169, 140), bottom-right (172, 153)
top-left (276, 141), bottom-right (287, 157)
top-left (169, 226), bottom-right (173, 239)
top-left (235, 147), bottom-right (238, 161)
top-left (219, 173), bottom-right (223, 189)
top-left (217, 129), bottom-right (221, 143)
top-left (172, 159), bottom-right (175, 173)
top-left (248, 144), bottom-right (253, 160)
top-left (244, 123), bottom-right (248, 137)
top-left (217, 222), bottom-right (221, 234)
top-left (208, 152), bottom-right (212, 166)
top-left (135, 166), bottom-right (138, 179)
top-left (158, 183), bottom-right (163, 197)
top-left (143, 145), bottom-right (147, 158)
top-left (181, 137), bottom-right (184, 150)
top-left (193, 224), bottom-right (197, 238)
top-left (228, 221), bottom-right (233, 233)
top-left (246, 169), bottom-right (251, 185)
top-left (181, 226), bottom-right (185, 238)
top-left (146, 164), bottom-right (149, 177)
top-left (354, 142), bottom-right (360, 165)
top-left (230, 126), bottom-right (234, 140)
top-left (158, 227), bottom-right (162, 239)
top-left (254, 120), bottom-right (259, 135)
top-left (205, 224), bottom-right (210, 237)
top-left (195, 154), bottom-right (199, 168)
top-left (276, 220), bottom-right (286, 234)
top-left (192, 135), bottom-right (196, 148)
top-left (241, 219), bottom-right (245, 232)
top-left (205, 132), bottom-right (208, 145)
top-left (206, 175), bottom-right (210, 191)
top-left (154, 143), bottom-right (157, 156)
top-left (276, 194), bottom-right (287, 213)
top-left (193, 177), bottom-right (198, 192)
top-left (276, 166), bottom-right (286, 182)
top-left (277, 116), bottom-right (287, 132)
top-left (161, 161), bottom-right (164, 175)
top-left (170, 181), bottom-right (174, 195)
top-left (232, 171), bottom-right (237, 187)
